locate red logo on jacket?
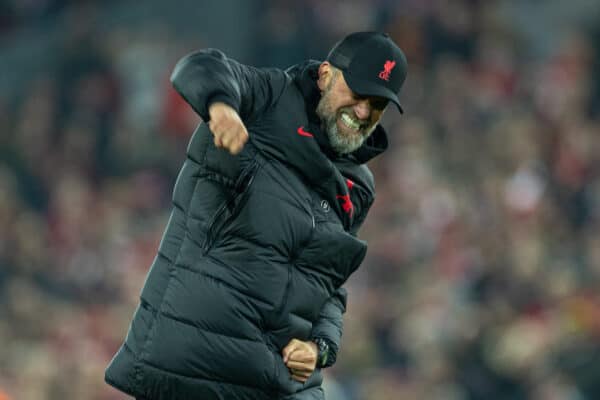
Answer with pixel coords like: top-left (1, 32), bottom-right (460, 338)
top-left (378, 60), bottom-right (396, 81)
top-left (336, 194), bottom-right (354, 217)
top-left (297, 126), bottom-right (314, 137)
top-left (336, 179), bottom-right (356, 217)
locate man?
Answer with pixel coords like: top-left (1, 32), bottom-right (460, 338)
top-left (105, 31), bottom-right (407, 400)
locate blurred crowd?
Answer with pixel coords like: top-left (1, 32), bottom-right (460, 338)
top-left (1, 1), bottom-right (600, 399)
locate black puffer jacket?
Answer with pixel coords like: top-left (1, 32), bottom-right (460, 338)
top-left (105, 49), bottom-right (388, 400)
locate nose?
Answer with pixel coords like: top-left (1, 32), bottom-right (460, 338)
top-left (353, 99), bottom-right (370, 120)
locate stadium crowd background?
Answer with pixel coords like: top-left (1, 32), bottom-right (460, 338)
top-left (1, 0), bottom-right (600, 399)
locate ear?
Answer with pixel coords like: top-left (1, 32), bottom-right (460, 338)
top-left (317, 61), bottom-right (333, 91)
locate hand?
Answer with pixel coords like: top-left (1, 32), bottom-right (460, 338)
top-left (281, 338), bottom-right (318, 383)
top-left (208, 102), bottom-right (249, 155)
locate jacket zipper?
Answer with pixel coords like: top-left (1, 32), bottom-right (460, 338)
top-left (274, 261), bottom-right (294, 319)
top-left (202, 161), bottom-right (258, 254)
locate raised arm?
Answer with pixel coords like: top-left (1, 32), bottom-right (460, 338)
top-left (171, 49), bottom-right (288, 153)
top-left (171, 48), bottom-right (288, 120)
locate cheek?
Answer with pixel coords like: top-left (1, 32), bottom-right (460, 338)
top-left (328, 97), bottom-right (346, 115)
top-left (330, 85), bottom-right (355, 109)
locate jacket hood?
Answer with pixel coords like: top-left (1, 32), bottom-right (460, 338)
top-left (287, 61), bottom-right (389, 164)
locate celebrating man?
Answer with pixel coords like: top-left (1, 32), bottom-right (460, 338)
top-left (105, 31), bottom-right (407, 400)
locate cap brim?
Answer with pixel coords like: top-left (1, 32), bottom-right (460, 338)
top-left (342, 70), bottom-right (404, 113)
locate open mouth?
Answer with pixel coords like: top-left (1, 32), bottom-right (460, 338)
top-left (339, 112), bottom-right (365, 132)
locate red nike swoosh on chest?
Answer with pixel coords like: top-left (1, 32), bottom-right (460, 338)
top-left (297, 126), bottom-right (314, 137)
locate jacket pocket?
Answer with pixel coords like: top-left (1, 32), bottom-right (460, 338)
top-left (262, 258), bottom-right (295, 335)
top-left (202, 159), bottom-right (259, 254)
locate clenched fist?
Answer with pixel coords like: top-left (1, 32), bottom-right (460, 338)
top-left (282, 338), bottom-right (318, 383)
top-left (208, 102), bottom-right (249, 155)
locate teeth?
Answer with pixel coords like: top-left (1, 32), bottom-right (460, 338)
top-left (341, 113), bottom-right (361, 130)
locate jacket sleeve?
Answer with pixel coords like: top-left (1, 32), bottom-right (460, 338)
top-left (311, 287), bottom-right (347, 367)
top-left (170, 48), bottom-right (287, 122)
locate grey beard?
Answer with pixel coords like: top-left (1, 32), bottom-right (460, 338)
top-left (315, 75), bottom-right (376, 155)
top-left (317, 96), bottom-right (371, 155)
top-left (321, 114), bottom-right (367, 155)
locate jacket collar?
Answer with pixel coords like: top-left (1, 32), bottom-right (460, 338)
top-left (288, 61), bottom-right (389, 164)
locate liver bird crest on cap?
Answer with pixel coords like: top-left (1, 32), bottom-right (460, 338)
top-left (378, 60), bottom-right (396, 81)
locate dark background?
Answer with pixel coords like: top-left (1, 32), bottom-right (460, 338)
top-left (1, 1), bottom-right (600, 399)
